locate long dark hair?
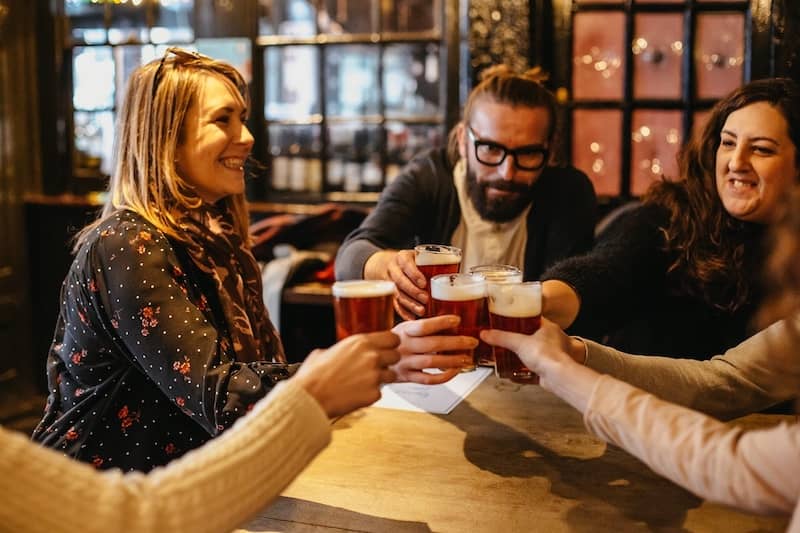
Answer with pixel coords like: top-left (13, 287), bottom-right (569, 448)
top-left (644, 78), bottom-right (800, 312)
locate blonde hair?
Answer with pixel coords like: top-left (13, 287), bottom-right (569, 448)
top-left (74, 49), bottom-right (252, 251)
top-left (447, 65), bottom-right (559, 164)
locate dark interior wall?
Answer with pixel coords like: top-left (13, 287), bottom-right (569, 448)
top-left (773, 0), bottom-right (800, 81)
top-left (0, 0), bottom-right (42, 403)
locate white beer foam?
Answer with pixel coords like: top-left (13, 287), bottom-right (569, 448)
top-left (488, 282), bottom-right (542, 317)
top-left (332, 280), bottom-right (396, 298)
top-left (430, 275), bottom-right (486, 301)
top-left (416, 251), bottom-right (461, 266)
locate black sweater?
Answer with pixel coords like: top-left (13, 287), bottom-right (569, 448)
top-left (543, 203), bottom-right (762, 360)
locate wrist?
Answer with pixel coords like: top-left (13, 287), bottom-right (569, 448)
top-left (364, 250), bottom-right (393, 280)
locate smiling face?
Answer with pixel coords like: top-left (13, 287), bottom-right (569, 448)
top-left (715, 101), bottom-right (799, 224)
top-left (457, 98), bottom-right (551, 222)
top-left (175, 73), bottom-right (254, 204)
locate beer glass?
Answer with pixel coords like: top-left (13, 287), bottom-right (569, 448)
top-left (487, 281), bottom-right (542, 384)
top-left (331, 280), bottom-right (396, 341)
top-left (414, 244), bottom-right (462, 317)
top-left (430, 273), bottom-right (487, 371)
top-left (468, 264), bottom-right (523, 366)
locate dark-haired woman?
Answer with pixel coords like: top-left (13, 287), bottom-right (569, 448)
top-left (543, 78), bottom-right (800, 359)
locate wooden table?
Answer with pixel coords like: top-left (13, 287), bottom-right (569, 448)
top-left (241, 376), bottom-right (790, 533)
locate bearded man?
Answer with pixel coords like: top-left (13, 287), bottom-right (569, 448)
top-left (335, 65), bottom-right (597, 321)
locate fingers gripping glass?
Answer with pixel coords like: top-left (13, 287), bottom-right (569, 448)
top-left (151, 47), bottom-right (210, 100)
top-left (466, 126), bottom-right (549, 171)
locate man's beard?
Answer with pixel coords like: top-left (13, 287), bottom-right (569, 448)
top-left (465, 162), bottom-right (536, 223)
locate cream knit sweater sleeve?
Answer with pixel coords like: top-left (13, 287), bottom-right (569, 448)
top-left (584, 375), bottom-right (800, 520)
top-left (582, 317), bottom-right (800, 420)
top-left (0, 379), bottom-right (331, 533)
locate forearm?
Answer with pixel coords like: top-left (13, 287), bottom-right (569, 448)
top-left (0, 380), bottom-right (331, 533)
top-left (584, 376), bottom-right (800, 514)
top-left (581, 318), bottom-right (800, 419)
top-left (335, 238), bottom-right (383, 280)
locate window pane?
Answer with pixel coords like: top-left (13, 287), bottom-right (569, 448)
top-left (633, 14), bottom-right (683, 99)
top-left (573, 12), bottom-right (625, 100)
top-left (572, 109), bottom-right (622, 196)
top-left (108, 2), bottom-right (149, 45)
top-left (65, 0), bottom-right (107, 44)
top-left (111, 45), bottom-right (158, 111)
top-left (259, 0), bottom-right (317, 37)
top-left (383, 44), bottom-right (441, 118)
top-left (196, 38), bottom-right (252, 84)
top-left (73, 46), bottom-right (115, 111)
top-left (695, 13), bottom-right (744, 99)
top-left (268, 124), bottom-right (323, 192)
top-left (74, 111), bottom-right (115, 177)
top-left (630, 111), bottom-right (682, 196)
top-left (385, 122), bottom-right (443, 183)
top-left (319, 0), bottom-right (375, 34)
top-left (326, 124), bottom-right (383, 192)
top-left (326, 45), bottom-right (379, 118)
top-left (265, 46), bottom-right (320, 120)
top-left (152, 0), bottom-right (194, 44)
top-left (692, 109), bottom-right (712, 140)
top-left (382, 0), bottom-right (439, 33)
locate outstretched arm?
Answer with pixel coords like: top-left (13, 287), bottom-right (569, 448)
top-left (482, 321), bottom-right (800, 516)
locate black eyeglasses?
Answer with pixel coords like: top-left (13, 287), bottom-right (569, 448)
top-left (466, 126), bottom-right (549, 171)
top-left (151, 47), bottom-right (209, 100)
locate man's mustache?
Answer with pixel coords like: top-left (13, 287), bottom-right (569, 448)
top-left (480, 179), bottom-right (531, 195)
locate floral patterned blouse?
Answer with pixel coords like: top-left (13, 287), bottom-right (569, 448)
top-left (32, 211), bottom-right (296, 472)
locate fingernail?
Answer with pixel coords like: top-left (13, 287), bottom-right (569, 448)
top-left (448, 315), bottom-right (460, 326)
top-left (469, 338), bottom-right (479, 348)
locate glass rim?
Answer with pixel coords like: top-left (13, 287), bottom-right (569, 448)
top-left (414, 244), bottom-right (462, 255)
top-left (430, 272), bottom-right (486, 286)
top-left (468, 264), bottom-right (522, 273)
top-left (331, 280), bottom-right (396, 297)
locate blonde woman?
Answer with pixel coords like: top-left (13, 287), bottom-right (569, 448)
top-left (32, 48), bottom-right (474, 472)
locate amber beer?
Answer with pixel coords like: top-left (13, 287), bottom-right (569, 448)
top-left (488, 281), bottom-right (542, 384)
top-left (468, 264), bottom-right (523, 366)
top-left (331, 280), bottom-right (396, 341)
top-left (430, 273), bottom-right (487, 371)
top-left (414, 245), bottom-right (462, 317)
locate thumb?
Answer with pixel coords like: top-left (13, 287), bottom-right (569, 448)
top-left (480, 329), bottom-right (529, 353)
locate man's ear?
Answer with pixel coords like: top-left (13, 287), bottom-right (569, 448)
top-left (456, 122), bottom-right (467, 160)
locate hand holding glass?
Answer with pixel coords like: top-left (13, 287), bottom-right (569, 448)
top-left (488, 281), bottom-right (542, 384)
top-left (414, 244), bottom-right (462, 317)
top-left (430, 273), bottom-right (486, 371)
top-left (468, 264), bottom-right (523, 366)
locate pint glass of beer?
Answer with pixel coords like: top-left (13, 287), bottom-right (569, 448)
top-left (331, 280), bottom-right (396, 341)
top-left (487, 281), bottom-right (542, 384)
top-left (414, 244), bottom-right (462, 317)
top-left (467, 264), bottom-right (523, 366)
top-left (430, 273), bottom-right (487, 371)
